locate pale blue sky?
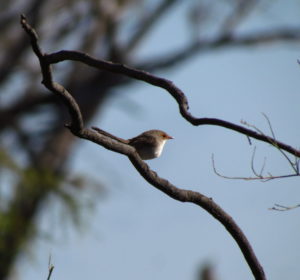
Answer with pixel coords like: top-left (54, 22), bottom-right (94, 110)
top-left (19, 2), bottom-right (300, 280)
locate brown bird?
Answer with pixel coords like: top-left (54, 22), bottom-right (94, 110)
top-left (92, 127), bottom-right (173, 160)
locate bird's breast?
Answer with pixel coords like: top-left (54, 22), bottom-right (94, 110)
top-left (153, 139), bottom-right (166, 158)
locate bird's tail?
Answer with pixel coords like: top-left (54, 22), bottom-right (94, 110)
top-left (91, 126), bottom-right (127, 144)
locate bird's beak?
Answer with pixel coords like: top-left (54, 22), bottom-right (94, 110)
top-left (166, 135), bottom-right (173, 140)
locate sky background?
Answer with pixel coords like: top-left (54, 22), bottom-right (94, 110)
top-left (17, 2), bottom-right (300, 280)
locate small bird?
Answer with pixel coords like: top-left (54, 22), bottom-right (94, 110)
top-left (92, 127), bottom-right (173, 160)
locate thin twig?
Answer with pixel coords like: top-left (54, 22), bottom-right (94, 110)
top-left (250, 147), bottom-right (260, 178)
top-left (262, 113), bottom-right (275, 139)
top-left (47, 255), bottom-right (54, 280)
top-left (262, 113), bottom-right (298, 174)
top-left (213, 120), bottom-right (300, 180)
top-left (269, 203), bottom-right (300, 211)
top-left (212, 154), bottom-right (299, 182)
top-left (242, 116), bottom-right (299, 175)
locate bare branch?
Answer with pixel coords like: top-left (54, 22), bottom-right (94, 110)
top-left (47, 255), bottom-right (54, 280)
top-left (21, 14), bottom-right (83, 133)
top-left (269, 203), bottom-right (300, 211)
top-left (212, 154), bottom-right (299, 182)
top-left (44, 49), bottom-right (300, 158)
top-left (262, 113), bottom-right (276, 139)
top-left (21, 15), bottom-right (266, 280)
top-left (251, 147), bottom-right (267, 178)
top-left (262, 114), bottom-right (299, 174)
top-left (212, 116), bottom-right (300, 181)
top-left (242, 117), bottom-right (300, 177)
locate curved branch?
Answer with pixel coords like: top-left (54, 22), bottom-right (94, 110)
top-left (20, 15), bottom-right (83, 133)
top-left (45, 50), bottom-right (300, 158)
top-left (21, 15), bottom-right (266, 280)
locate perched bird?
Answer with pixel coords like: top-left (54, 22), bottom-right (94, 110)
top-left (92, 127), bottom-right (173, 160)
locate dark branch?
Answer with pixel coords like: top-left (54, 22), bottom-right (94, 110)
top-left (45, 50), bottom-right (300, 158)
top-left (21, 15), bottom-right (266, 280)
top-left (20, 14), bottom-right (83, 133)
